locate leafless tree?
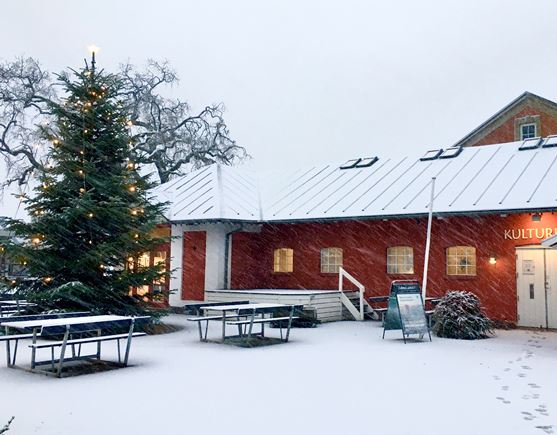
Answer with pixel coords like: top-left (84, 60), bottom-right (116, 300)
top-left (0, 57), bottom-right (247, 190)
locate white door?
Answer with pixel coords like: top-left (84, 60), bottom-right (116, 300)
top-left (544, 249), bottom-right (557, 328)
top-left (516, 247), bottom-right (547, 328)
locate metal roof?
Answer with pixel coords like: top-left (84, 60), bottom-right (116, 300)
top-left (158, 139), bottom-right (557, 223)
top-left (154, 164), bottom-right (261, 222)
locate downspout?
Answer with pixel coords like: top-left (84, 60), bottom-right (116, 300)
top-left (224, 225), bottom-right (244, 289)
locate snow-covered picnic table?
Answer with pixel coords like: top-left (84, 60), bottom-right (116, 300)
top-left (0, 299), bottom-right (37, 316)
top-left (188, 302), bottom-right (301, 345)
top-left (0, 314), bottom-right (149, 377)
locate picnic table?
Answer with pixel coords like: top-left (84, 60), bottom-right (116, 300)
top-left (0, 314), bottom-right (148, 377)
top-left (188, 303), bottom-right (301, 346)
top-left (0, 300), bottom-right (38, 316)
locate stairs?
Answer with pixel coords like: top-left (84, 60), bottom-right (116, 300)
top-left (345, 293), bottom-right (376, 320)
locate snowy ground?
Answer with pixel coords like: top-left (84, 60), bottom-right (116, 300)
top-left (1, 315), bottom-right (556, 435)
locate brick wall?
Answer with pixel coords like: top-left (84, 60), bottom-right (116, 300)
top-left (230, 213), bottom-right (557, 323)
top-left (467, 106), bottom-right (557, 147)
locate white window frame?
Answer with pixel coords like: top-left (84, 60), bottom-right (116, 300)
top-left (320, 247), bottom-right (343, 273)
top-left (446, 246), bottom-right (477, 276)
top-left (273, 248), bottom-right (293, 273)
top-left (520, 123), bottom-right (537, 140)
top-left (387, 246), bottom-right (414, 274)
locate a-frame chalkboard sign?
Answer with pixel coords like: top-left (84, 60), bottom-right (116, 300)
top-left (382, 280), bottom-right (431, 343)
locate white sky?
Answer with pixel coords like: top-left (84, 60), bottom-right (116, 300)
top-left (1, 0), bottom-right (557, 217)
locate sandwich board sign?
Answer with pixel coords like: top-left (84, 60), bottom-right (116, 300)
top-left (382, 280), bottom-right (431, 343)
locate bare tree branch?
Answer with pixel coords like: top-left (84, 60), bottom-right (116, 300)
top-left (0, 57), bottom-right (247, 190)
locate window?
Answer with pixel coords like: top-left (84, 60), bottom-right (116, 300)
top-left (136, 252), bottom-right (151, 296)
top-left (387, 246), bottom-right (414, 274)
top-left (321, 248), bottom-right (343, 273)
top-left (273, 248), bottom-right (293, 273)
top-left (446, 246), bottom-right (476, 276)
top-left (151, 251), bottom-right (167, 294)
top-left (127, 250), bottom-right (169, 297)
top-left (520, 123), bottom-right (537, 140)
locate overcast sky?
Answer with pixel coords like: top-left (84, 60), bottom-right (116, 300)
top-left (1, 0), bottom-right (557, 212)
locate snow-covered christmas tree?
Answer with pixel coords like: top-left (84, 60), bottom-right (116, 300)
top-left (4, 52), bottom-right (168, 316)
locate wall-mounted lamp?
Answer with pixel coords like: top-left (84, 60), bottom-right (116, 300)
top-left (532, 213), bottom-right (542, 222)
top-left (489, 255), bottom-right (497, 265)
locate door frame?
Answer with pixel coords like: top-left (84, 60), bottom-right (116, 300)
top-left (516, 245), bottom-right (549, 328)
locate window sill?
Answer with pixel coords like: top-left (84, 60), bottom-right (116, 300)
top-left (446, 275), bottom-right (477, 280)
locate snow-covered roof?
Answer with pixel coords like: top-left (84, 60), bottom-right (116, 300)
top-left (125, 137), bottom-right (557, 223)
top-left (154, 164), bottom-right (261, 222)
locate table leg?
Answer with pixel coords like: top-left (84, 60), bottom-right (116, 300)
top-left (96, 329), bottom-right (102, 360)
top-left (56, 326), bottom-right (70, 377)
top-left (30, 328), bottom-right (38, 369)
top-left (123, 318), bottom-right (136, 366)
top-left (221, 316), bottom-right (225, 343)
top-left (5, 326), bottom-right (10, 367)
top-left (285, 306), bottom-right (295, 342)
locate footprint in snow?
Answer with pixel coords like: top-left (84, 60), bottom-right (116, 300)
top-left (502, 386), bottom-right (509, 391)
top-left (529, 383), bottom-right (541, 389)
top-left (522, 366), bottom-right (532, 370)
top-left (518, 373), bottom-right (527, 378)
top-left (522, 411), bottom-right (536, 421)
top-left (504, 367), bottom-right (511, 371)
top-left (535, 425), bottom-right (554, 434)
top-left (493, 375), bottom-right (501, 380)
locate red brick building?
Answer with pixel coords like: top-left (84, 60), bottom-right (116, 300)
top-left (159, 93), bottom-right (557, 328)
top-left (454, 92), bottom-right (557, 147)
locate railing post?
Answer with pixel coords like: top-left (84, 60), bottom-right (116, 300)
top-left (338, 267), bottom-right (343, 292)
top-left (359, 284), bottom-right (364, 320)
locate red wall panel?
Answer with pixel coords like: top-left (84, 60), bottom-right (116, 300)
top-left (182, 231), bottom-right (206, 301)
top-left (230, 213), bottom-right (557, 323)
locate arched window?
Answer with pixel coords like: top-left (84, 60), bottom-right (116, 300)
top-left (387, 246), bottom-right (414, 274)
top-left (321, 248), bottom-right (343, 273)
top-left (446, 246), bottom-right (476, 276)
top-left (273, 248), bottom-right (293, 273)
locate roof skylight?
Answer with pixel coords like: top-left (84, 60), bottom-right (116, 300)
top-left (354, 157), bottom-right (378, 168)
top-left (340, 158), bottom-right (361, 170)
top-left (420, 149), bottom-right (443, 161)
top-left (542, 135), bottom-right (557, 148)
top-left (439, 146), bottom-right (463, 159)
top-left (519, 137), bottom-right (542, 150)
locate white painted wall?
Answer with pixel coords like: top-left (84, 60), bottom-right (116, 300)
top-left (168, 222), bottom-right (261, 307)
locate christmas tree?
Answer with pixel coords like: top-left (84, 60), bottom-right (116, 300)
top-left (5, 52), bottom-right (169, 316)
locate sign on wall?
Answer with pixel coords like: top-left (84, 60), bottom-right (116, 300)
top-left (504, 228), bottom-right (557, 241)
top-left (522, 259), bottom-right (535, 275)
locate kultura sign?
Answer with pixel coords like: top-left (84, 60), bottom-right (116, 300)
top-left (504, 228), bottom-right (557, 240)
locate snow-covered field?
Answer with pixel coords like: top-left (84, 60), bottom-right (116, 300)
top-left (1, 315), bottom-right (556, 435)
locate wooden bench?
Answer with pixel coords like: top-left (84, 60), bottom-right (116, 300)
top-left (0, 312), bottom-right (91, 367)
